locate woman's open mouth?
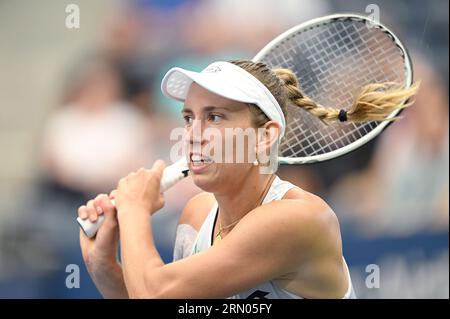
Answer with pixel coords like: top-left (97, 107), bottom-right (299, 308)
top-left (189, 153), bottom-right (214, 174)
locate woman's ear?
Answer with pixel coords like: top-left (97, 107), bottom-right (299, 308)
top-left (255, 121), bottom-right (281, 164)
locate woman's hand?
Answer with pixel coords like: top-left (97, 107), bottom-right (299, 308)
top-left (78, 192), bottom-right (119, 267)
top-left (78, 192), bottom-right (129, 298)
top-left (115, 160), bottom-right (166, 218)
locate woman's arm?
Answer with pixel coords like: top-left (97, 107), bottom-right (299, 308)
top-left (120, 200), bottom-right (340, 298)
top-left (114, 162), bottom-right (341, 298)
top-left (84, 250), bottom-right (129, 299)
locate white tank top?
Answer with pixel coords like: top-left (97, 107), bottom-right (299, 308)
top-left (173, 176), bottom-right (356, 299)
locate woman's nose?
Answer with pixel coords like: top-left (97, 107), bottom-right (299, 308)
top-left (186, 119), bottom-right (205, 145)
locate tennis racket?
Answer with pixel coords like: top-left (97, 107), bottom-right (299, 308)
top-left (78, 13), bottom-right (413, 238)
top-left (254, 13), bottom-right (413, 164)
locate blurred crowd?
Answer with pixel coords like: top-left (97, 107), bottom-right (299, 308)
top-left (0, 0), bottom-right (448, 298)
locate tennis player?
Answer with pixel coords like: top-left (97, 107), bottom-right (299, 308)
top-left (78, 60), bottom-right (417, 298)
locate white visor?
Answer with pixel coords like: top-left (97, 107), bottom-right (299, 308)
top-left (161, 61), bottom-right (286, 139)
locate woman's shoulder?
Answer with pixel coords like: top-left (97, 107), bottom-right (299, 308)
top-left (178, 192), bottom-right (216, 231)
top-left (254, 187), bottom-right (341, 245)
top-left (282, 185), bottom-right (332, 215)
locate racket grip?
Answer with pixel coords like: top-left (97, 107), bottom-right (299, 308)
top-left (77, 159), bottom-right (189, 238)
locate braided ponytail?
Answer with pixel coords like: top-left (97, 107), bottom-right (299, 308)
top-left (274, 68), bottom-right (420, 123)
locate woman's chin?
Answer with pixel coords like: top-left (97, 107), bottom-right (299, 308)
top-left (192, 173), bottom-right (218, 192)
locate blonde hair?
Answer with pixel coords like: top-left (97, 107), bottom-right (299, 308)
top-left (230, 60), bottom-right (420, 126)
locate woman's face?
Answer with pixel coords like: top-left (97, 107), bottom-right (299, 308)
top-left (182, 83), bottom-right (257, 193)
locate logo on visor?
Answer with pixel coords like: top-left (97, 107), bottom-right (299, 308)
top-left (203, 66), bottom-right (222, 73)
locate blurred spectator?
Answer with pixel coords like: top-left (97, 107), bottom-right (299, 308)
top-left (98, 11), bottom-right (164, 117)
top-left (330, 53), bottom-right (449, 237)
top-left (40, 58), bottom-right (152, 199)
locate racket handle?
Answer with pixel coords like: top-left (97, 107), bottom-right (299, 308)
top-left (77, 159), bottom-right (189, 238)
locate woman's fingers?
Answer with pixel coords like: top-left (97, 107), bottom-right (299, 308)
top-left (109, 189), bottom-right (117, 200)
top-left (78, 195), bottom-right (108, 222)
top-left (97, 194), bottom-right (116, 217)
top-left (78, 205), bottom-right (88, 219)
top-left (78, 200), bottom-right (97, 221)
top-left (86, 199), bottom-right (98, 222)
top-left (151, 160), bottom-right (165, 177)
top-left (94, 194), bottom-right (109, 214)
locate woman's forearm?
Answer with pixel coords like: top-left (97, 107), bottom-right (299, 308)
top-left (88, 259), bottom-right (129, 299)
top-left (118, 208), bottom-right (164, 298)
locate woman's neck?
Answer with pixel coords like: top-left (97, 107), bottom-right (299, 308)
top-left (214, 169), bottom-right (275, 229)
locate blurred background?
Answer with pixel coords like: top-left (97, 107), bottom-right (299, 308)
top-left (0, 0), bottom-right (448, 298)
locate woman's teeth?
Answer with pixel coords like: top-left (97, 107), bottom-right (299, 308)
top-left (191, 154), bottom-right (213, 166)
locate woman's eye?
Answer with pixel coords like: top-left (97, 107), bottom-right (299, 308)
top-left (183, 115), bottom-right (193, 125)
top-left (208, 114), bottom-right (222, 123)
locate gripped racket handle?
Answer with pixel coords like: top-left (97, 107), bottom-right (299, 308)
top-left (76, 159), bottom-right (189, 238)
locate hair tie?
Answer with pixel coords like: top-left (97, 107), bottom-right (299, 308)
top-left (338, 109), bottom-right (348, 122)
